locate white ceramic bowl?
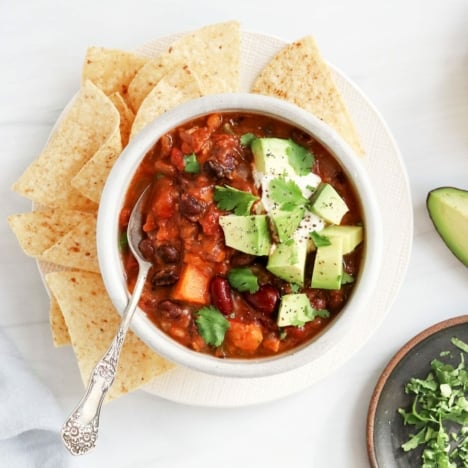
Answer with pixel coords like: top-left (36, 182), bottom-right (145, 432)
top-left (97, 93), bottom-right (383, 378)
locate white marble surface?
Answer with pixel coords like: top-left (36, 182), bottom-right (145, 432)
top-left (1, 1), bottom-right (468, 467)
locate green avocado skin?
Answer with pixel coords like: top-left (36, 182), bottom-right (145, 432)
top-left (427, 186), bottom-right (468, 267)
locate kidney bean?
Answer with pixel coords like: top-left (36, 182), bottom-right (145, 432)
top-left (244, 285), bottom-right (280, 315)
top-left (210, 276), bottom-right (233, 315)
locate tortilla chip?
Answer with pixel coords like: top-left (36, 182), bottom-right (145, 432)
top-left (49, 295), bottom-right (71, 347)
top-left (41, 214), bottom-right (99, 272)
top-left (251, 36), bottom-right (364, 155)
top-left (82, 47), bottom-right (149, 97)
top-left (71, 122), bottom-right (122, 203)
top-left (130, 65), bottom-right (203, 138)
top-left (45, 271), bottom-right (173, 400)
top-left (127, 21), bottom-right (240, 112)
top-left (12, 81), bottom-right (119, 210)
top-left (7, 209), bottom-right (94, 257)
top-left (109, 92), bottom-right (135, 147)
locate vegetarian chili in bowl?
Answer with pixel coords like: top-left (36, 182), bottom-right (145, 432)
top-left (119, 111), bottom-right (364, 359)
top-left (98, 93), bottom-right (382, 377)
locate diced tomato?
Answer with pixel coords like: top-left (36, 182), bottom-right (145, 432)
top-left (150, 177), bottom-right (177, 219)
top-left (170, 147), bottom-right (185, 171)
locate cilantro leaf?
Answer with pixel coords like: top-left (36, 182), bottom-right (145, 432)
top-left (269, 177), bottom-right (308, 211)
top-left (341, 272), bottom-right (355, 284)
top-left (183, 153), bottom-right (200, 173)
top-left (228, 267), bottom-right (259, 293)
top-left (285, 139), bottom-right (314, 176)
top-left (290, 303), bottom-right (329, 327)
top-left (195, 306), bottom-right (230, 347)
top-left (214, 185), bottom-right (259, 215)
top-left (240, 133), bottom-right (256, 147)
top-left (310, 231), bottom-right (331, 247)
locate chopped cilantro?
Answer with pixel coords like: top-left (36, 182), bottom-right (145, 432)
top-left (240, 133), bottom-right (257, 147)
top-left (227, 267), bottom-right (259, 293)
top-left (195, 306), bottom-right (230, 347)
top-left (214, 185), bottom-right (259, 215)
top-left (310, 231), bottom-right (331, 247)
top-left (285, 139), bottom-right (314, 175)
top-left (183, 153), bottom-right (200, 173)
top-left (269, 177), bottom-right (308, 211)
top-left (290, 283), bottom-right (301, 293)
top-left (398, 337), bottom-right (468, 466)
top-left (290, 303), bottom-right (329, 327)
top-left (341, 272), bottom-right (355, 284)
top-left (119, 232), bottom-right (128, 250)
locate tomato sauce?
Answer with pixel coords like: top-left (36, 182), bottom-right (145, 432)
top-left (120, 112), bottom-right (363, 359)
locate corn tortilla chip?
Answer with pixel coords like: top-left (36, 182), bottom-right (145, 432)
top-left (7, 209), bottom-right (94, 258)
top-left (109, 92), bottom-right (135, 147)
top-left (12, 81), bottom-right (119, 210)
top-left (251, 36), bottom-right (364, 155)
top-left (45, 271), bottom-right (173, 400)
top-left (82, 47), bottom-right (149, 97)
top-left (41, 214), bottom-right (99, 272)
top-left (130, 65), bottom-right (203, 138)
top-left (71, 123), bottom-right (122, 204)
top-left (49, 295), bottom-right (71, 347)
top-left (127, 21), bottom-right (240, 112)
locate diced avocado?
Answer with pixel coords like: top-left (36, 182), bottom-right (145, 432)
top-left (320, 225), bottom-right (363, 254)
top-left (311, 237), bottom-right (344, 290)
top-left (309, 183), bottom-right (349, 225)
top-left (267, 236), bottom-right (308, 285)
top-left (219, 214), bottom-right (271, 256)
top-left (427, 186), bottom-right (468, 266)
top-left (270, 208), bottom-right (305, 243)
top-left (251, 138), bottom-right (297, 177)
top-left (277, 293), bottom-right (314, 327)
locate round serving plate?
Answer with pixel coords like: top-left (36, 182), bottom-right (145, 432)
top-left (37, 29), bottom-right (412, 407)
top-left (128, 30), bottom-right (414, 407)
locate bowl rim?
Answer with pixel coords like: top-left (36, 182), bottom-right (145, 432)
top-left (97, 93), bottom-right (383, 378)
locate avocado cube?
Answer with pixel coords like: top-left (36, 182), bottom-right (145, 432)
top-left (219, 214), bottom-right (271, 256)
top-left (309, 183), bottom-right (349, 225)
top-left (277, 293), bottom-right (314, 327)
top-left (251, 138), bottom-right (297, 177)
top-left (311, 237), bottom-right (344, 290)
top-left (267, 237), bottom-right (308, 285)
top-left (320, 225), bottom-right (363, 254)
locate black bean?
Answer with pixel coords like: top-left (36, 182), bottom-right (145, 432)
top-left (138, 239), bottom-right (155, 260)
top-left (179, 193), bottom-right (204, 220)
top-left (158, 300), bottom-right (184, 319)
top-left (157, 244), bottom-right (180, 263)
top-left (151, 266), bottom-right (179, 287)
top-left (203, 159), bottom-right (226, 179)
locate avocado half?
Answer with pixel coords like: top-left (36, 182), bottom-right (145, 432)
top-left (426, 186), bottom-right (468, 266)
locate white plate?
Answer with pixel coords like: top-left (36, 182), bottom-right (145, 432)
top-left (130, 30), bottom-right (414, 407)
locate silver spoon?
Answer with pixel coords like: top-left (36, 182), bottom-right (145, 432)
top-left (61, 186), bottom-right (152, 455)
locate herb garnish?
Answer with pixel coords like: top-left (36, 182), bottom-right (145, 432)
top-left (214, 185), bottom-right (259, 215)
top-left (183, 153), bottom-right (200, 173)
top-left (195, 306), bottom-right (230, 347)
top-left (398, 337), bottom-right (468, 466)
top-left (310, 231), bottom-right (331, 247)
top-left (269, 177), bottom-right (308, 212)
top-left (228, 267), bottom-right (259, 293)
top-left (285, 139), bottom-right (315, 175)
top-left (240, 133), bottom-right (256, 147)
top-left (290, 304), bottom-right (329, 327)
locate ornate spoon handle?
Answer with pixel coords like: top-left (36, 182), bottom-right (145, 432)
top-left (61, 262), bottom-right (151, 455)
